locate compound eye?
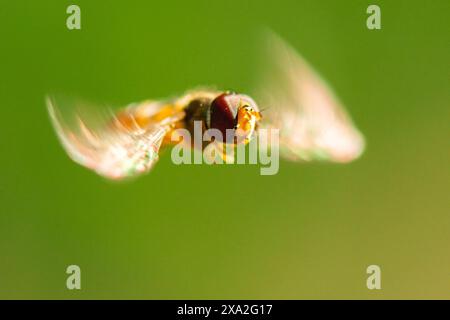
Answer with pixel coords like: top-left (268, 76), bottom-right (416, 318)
top-left (209, 93), bottom-right (240, 138)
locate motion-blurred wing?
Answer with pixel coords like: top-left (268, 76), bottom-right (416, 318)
top-left (256, 32), bottom-right (365, 162)
top-left (46, 95), bottom-right (182, 179)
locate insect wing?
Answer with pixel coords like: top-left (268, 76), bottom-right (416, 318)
top-left (255, 32), bottom-right (365, 163)
top-left (46, 95), bottom-right (180, 179)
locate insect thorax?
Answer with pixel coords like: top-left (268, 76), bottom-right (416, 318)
top-left (182, 96), bottom-right (214, 135)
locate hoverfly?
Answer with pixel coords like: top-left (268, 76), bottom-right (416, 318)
top-left (47, 32), bottom-right (365, 180)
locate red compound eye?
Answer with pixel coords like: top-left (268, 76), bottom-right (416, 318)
top-left (209, 93), bottom-right (240, 138)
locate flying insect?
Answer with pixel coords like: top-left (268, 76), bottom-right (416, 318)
top-left (47, 32), bottom-right (365, 179)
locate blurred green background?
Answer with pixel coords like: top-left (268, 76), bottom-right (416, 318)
top-left (0, 0), bottom-right (448, 299)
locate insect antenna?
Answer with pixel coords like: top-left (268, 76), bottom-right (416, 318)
top-left (258, 106), bottom-right (271, 113)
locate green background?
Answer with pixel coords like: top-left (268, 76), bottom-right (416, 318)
top-left (0, 0), bottom-right (448, 299)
